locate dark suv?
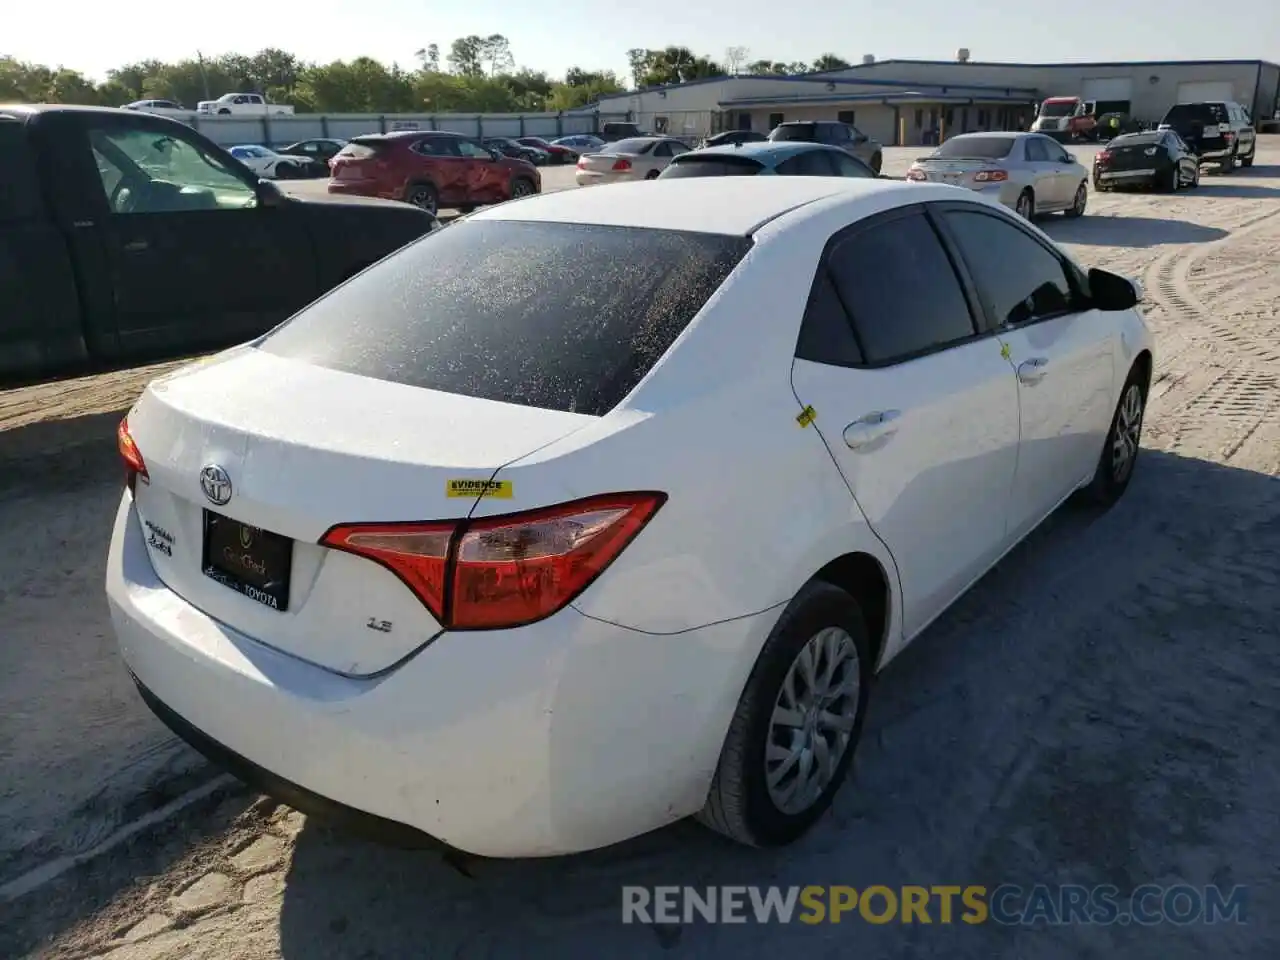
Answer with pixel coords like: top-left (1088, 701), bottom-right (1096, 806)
top-left (1158, 101), bottom-right (1256, 173)
top-left (767, 121), bottom-right (884, 173)
top-left (328, 131), bottom-right (540, 215)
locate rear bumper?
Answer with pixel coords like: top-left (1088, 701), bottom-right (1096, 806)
top-left (106, 493), bottom-right (765, 857)
top-left (1095, 168), bottom-right (1159, 182)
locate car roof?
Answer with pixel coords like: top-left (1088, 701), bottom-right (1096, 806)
top-left (468, 177), bottom-right (932, 236)
top-left (947, 131), bottom-right (1025, 141)
top-left (687, 141), bottom-right (841, 160)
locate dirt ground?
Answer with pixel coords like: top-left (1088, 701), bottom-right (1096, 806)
top-left (2, 143), bottom-right (1279, 959)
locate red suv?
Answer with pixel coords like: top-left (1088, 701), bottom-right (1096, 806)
top-left (328, 131), bottom-right (540, 216)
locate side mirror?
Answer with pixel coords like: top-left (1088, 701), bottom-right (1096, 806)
top-left (487, 149), bottom-right (503, 162)
top-left (255, 178), bottom-right (286, 208)
top-left (1060, 154), bottom-right (1076, 164)
top-left (1088, 267), bottom-right (1141, 311)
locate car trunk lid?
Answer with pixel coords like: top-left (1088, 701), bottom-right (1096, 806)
top-left (125, 348), bottom-right (594, 676)
top-left (911, 157), bottom-right (1002, 188)
top-left (1100, 141), bottom-right (1164, 171)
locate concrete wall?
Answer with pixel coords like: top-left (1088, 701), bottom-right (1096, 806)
top-left (166, 110), bottom-right (599, 148)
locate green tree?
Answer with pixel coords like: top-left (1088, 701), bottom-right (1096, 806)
top-left (810, 53), bottom-right (851, 71)
top-left (447, 36), bottom-right (485, 77)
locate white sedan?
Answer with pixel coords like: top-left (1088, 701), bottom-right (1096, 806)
top-left (227, 144), bottom-right (309, 180)
top-left (906, 132), bottom-right (1091, 220)
top-left (106, 178), bottom-right (1152, 857)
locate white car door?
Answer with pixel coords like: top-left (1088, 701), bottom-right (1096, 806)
top-left (790, 205), bottom-right (1021, 639)
top-left (935, 202), bottom-right (1117, 540)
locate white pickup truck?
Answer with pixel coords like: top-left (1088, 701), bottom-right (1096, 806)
top-left (196, 93), bottom-right (294, 117)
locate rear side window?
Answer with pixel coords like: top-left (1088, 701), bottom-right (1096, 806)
top-left (824, 212), bottom-right (976, 364)
top-left (829, 152), bottom-right (875, 178)
top-left (258, 221), bottom-right (752, 416)
top-left (661, 155), bottom-right (763, 178)
top-left (0, 119), bottom-right (44, 222)
top-left (775, 151), bottom-right (835, 177)
top-left (943, 209), bottom-right (1077, 326)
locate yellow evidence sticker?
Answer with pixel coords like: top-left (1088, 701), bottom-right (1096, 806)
top-left (446, 478), bottom-right (513, 499)
top-left (1000, 342), bottom-right (1012, 360)
top-left (796, 405), bottom-right (818, 428)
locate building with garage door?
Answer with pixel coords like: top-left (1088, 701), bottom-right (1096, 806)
top-left (595, 57), bottom-right (1280, 146)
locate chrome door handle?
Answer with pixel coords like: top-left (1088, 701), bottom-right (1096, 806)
top-left (1017, 357), bottom-right (1049, 384)
top-left (844, 410), bottom-right (901, 450)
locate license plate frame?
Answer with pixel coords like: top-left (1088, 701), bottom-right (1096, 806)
top-left (201, 510), bottom-right (293, 612)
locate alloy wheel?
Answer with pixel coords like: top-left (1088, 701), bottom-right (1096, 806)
top-left (1111, 383), bottom-right (1144, 483)
top-left (765, 626), bottom-right (861, 815)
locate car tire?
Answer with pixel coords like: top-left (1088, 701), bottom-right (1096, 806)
top-left (1064, 181), bottom-right (1088, 217)
top-left (644, 170), bottom-right (661, 180)
top-left (404, 182), bottom-right (439, 216)
top-left (217, 108), bottom-right (231, 115)
top-left (696, 580), bottom-right (873, 848)
top-left (510, 177), bottom-right (535, 200)
top-left (1160, 164), bottom-right (1178, 193)
top-left (869, 152), bottom-right (883, 175)
top-left (1240, 143), bottom-right (1255, 168)
top-left (1092, 174), bottom-right (1109, 192)
top-left (1082, 363), bottom-right (1149, 508)
top-left (1218, 150), bottom-right (1235, 175)
top-left (1015, 189), bottom-right (1035, 220)
top-left (1189, 163), bottom-right (1200, 188)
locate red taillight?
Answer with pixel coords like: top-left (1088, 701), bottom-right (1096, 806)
top-left (321, 492), bottom-right (666, 631)
top-left (611, 157), bottom-right (632, 172)
top-left (973, 169), bottom-right (1008, 183)
top-left (906, 168), bottom-right (926, 181)
top-left (1223, 131), bottom-right (1235, 143)
top-left (118, 417), bottom-right (148, 493)
top-left (1097, 150), bottom-right (1111, 160)
top-left (577, 156), bottom-right (587, 168)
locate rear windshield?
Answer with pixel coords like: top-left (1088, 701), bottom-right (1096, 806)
top-left (1164, 103), bottom-right (1228, 126)
top-left (257, 221), bottom-right (752, 416)
top-left (768, 124), bottom-right (817, 142)
top-left (930, 136), bottom-right (1016, 159)
top-left (1110, 133), bottom-right (1161, 146)
top-left (661, 155), bottom-right (764, 178)
top-left (336, 139), bottom-right (387, 159)
top-left (603, 138), bottom-right (655, 154)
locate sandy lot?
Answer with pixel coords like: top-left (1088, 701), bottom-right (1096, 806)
top-left (2, 143), bottom-right (1279, 958)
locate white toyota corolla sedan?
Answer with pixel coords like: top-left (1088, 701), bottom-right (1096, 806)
top-left (107, 177), bottom-right (1153, 858)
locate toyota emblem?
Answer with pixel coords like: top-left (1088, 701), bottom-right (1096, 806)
top-left (199, 464), bottom-right (233, 506)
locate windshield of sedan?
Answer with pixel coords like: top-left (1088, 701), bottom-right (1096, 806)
top-left (1038, 101), bottom-right (1077, 117)
top-left (929, 136), bottom-right (1016, 159)
top-left (257, 221), bottom-right (753, 416)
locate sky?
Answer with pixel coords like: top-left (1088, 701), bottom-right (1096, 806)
top-left (5, 0), bottom-right (1278, 82)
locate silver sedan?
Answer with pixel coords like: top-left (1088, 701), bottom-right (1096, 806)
top-left (574, 137), bottom-right (692, 186)
top-left (905, 132), bottom-right (1090, 219)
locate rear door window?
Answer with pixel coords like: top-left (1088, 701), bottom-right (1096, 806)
top-left (1024, 137), bottom-right (1051, 162)
top-left (258, 221), bottom-right (753, 416)
top-left (824, 211), bottom-right (977, 364)
top-left (829, 152), bottom-right (875, 178)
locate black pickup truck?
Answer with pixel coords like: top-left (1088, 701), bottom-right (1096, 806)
top-left (1, 104), bottom-right (437, 380)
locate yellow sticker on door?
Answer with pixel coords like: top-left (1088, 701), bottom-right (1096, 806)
top-left (1000, 342), bottom-right (1012, 361)
top-left (446, 479), bottom-right (513, 499)
top-left (796, 405), bottom-right (818, 428)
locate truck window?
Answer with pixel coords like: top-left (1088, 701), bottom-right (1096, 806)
top-left (87, 126), bottom-right (257, 213)
top-left (0, 119), bottom-right (44, 223)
